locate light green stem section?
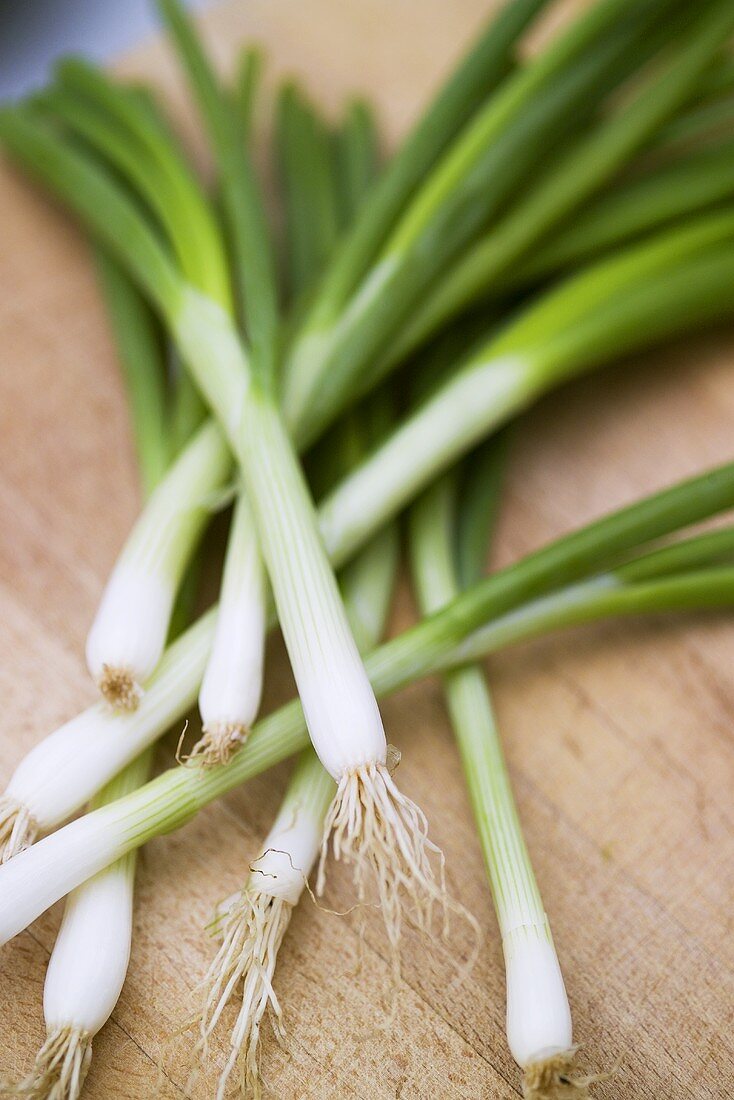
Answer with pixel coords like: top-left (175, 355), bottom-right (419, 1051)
top-left (409, 475), bottom-right (545, 938)
top-left (115, 420), bottom-right (230, 581)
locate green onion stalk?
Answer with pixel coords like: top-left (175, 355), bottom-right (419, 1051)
top-left (4, 461), bottom-right (734, 936)
top-left (44, 54), bottom-right (272, 761)
top-left (409, 451), bottom-right (594, 1098)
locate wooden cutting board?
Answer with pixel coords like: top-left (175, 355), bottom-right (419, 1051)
top-left (1, 2), bottom-right (733, 1097)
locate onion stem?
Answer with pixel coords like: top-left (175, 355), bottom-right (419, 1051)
top-left (409, 460), bottom-right (580, 1094)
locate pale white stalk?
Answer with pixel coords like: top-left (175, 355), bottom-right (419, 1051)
top-left (10, 753), bottom-right (152, 1100)
top-left (172, 288), bottom-right (452, 951)
top-left (0, 608), bottom-right (216, 858)
top-left (239, 393), bottom-right (386, 777)
top-left (86, 420), bottom-right (230, 709)
top-left (193, 492), bottom-right (266, 765)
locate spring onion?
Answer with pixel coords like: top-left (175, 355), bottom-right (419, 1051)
top-left (48, 53), bottom-right (271, 751)
top-left (188, 102), bottom-right (397, 1096)
top-left (41, 62), bottom-right (250, 714)
top-left (8, 753), bottom-right (152, 1100)
top-left (173, 33), bottom-right (270, 766)
top-left (85, 420), bottom-right (229, 708)
top-left (409, 460), bottom-right (583, 1097)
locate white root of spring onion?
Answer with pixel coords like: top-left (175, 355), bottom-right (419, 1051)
top-left (194, 890), bottom-right (291, 1100)
top-left (522, 1051), bottom-right (602, 1100)
top-left (0, 609), bottom-right (215, 859)
top-left (85, 420), bottom-right (230, 709)
top-left (192, 493), bottom-right (266, 766)
top-left (191, 752), bottom-right (332, 1100)
top-left (316, 758), bottom-right (449, 957)
top-left (7, 1026), bottom-right (92, 1100)
top-left (0, 797), bottom-right (37, 863)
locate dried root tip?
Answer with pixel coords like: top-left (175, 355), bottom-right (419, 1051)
top-left (0, 798), bottom-right (37, 863)
top-left (187, 722), bottom-right (249, 767)
top-left (523, 1050), bottom-right (608, 1099)
top-left (193, 889), bottom-right (292, 1100)
top-left (317, 760), bottom-right (450, 954)
top-left (6, 1026), bottom-right (92, 1100)
top-left (98, 665), bottom-right (141, 711)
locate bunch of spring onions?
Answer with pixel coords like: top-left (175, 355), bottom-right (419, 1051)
top-left (2, 0), bottom-right (734, 1096)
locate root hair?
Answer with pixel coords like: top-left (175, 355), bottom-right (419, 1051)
top-left (99, 665), bottom-right (141, 711)
top-left (4, 1026), bottom-right (92, 1100)
top-left (186, 722), bottom-right (249, 768)
top-left (0, 798), bottom-right (37, 863)
top-left (191, 888), bottom-right (292, 1100)
top-left (523, 1050), bottom-right (610, 1099)
top-left (317, 761), bottom-right (451, 958)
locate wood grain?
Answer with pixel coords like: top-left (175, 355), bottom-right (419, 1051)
top-left (1, 2), bottom-right (734, 1097)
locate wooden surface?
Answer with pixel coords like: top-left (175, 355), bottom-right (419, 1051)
top-left (2, 2), bottom-right (734, 1097)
